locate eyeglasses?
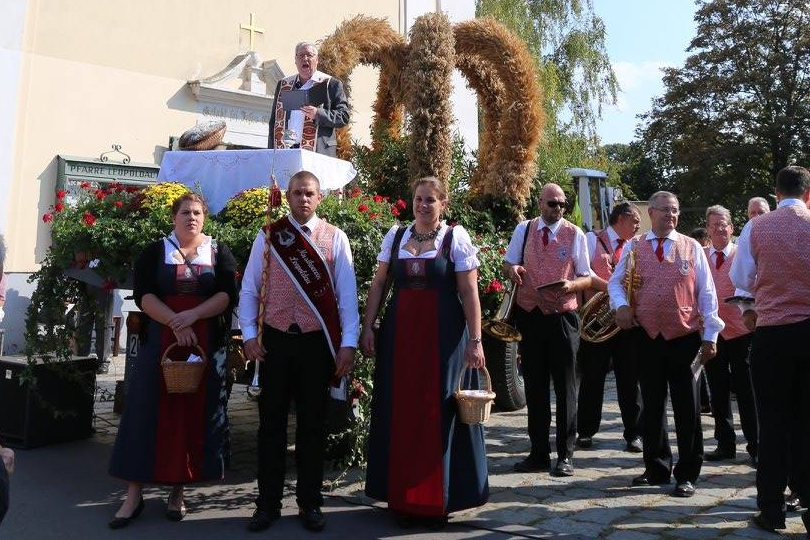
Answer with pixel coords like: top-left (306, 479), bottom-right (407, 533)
top-left (296, 52), bottom-right (317, 59)
top-left (546, 201), bottom-right (567, 209)
top-left (653, 206), bottom-right (680, 215)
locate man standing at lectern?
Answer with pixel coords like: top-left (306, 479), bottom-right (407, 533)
top-left (267, 42), bottom-right (350, 158)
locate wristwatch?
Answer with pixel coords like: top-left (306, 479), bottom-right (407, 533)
top-left (469, 336), bottom-right (482, 344)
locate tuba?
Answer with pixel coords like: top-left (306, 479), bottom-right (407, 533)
top-left (581, 241), bottom-right (639, 343)
top-left (482, 282), bottom-right (522, 342)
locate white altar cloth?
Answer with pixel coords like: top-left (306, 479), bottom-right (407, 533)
top-left (157, 149), bottom-right (357, 213)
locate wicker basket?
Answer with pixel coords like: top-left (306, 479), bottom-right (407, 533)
top-left (454, 366), bottom-right (497, 425)
top-left (161, 343), bottom-right (207, 394)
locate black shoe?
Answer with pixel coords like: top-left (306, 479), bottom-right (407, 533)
top-left (247, 508), bottom-right (281, 532)
top-left (749, 454), bottom-right (758, 468)
top-left (299, 507), bottom-right (326, 532)
top-left (787, 492), bottom-right (803, 513)
top-left (96, 362), bottom-right (110, 375)
top-left (166, 507), bottom-right (186, 522)
top-left (513, 457), bottom-right (550, 473)
top-left (631, 473), bottom-right (671, 487)
top-left (673, 481), bottom-right (696, 498)
top-left (552, 458), bottom-right (574, 477)
top-left (705, 447), bottom-right (736, 461)
top-left (576, 436), bottom-right (593, 448)
top-left (625, 437), bottom-right (643, 453)
top-left (750, 512), bottom-right (785, 531)
top-left (700, 404), bottom-right (713, 415)
top-left (108, 497), bottom-right (144, 530)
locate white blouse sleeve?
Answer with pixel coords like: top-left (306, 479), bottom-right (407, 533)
top-left (450, 226), bottom-right (480, 272)
top-left (377, 225), bottom-right (402, 263)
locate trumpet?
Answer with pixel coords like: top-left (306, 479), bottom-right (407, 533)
top-left (581, 242), bottom-right (640, 343)
top-left (482, 281), bottom-right (522, 342)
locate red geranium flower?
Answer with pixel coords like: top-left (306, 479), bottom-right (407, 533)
top-left (350, 187), bottom-right (362, 198)
top-left (95, 189), bottom-right (105, 201)
top-left (54, 202), bottom-right (65, 213)
top-left (498, 247), bottom-right (507, 255)
top-left (357, 204), bottom-right (369, 213)
top-left (83, 211), bottom-right (97, 226)
top-left (368, 212), bottom-right (377, 219)
top-left (372, 194), bottom-right (384, 203)
top-left (42, 213), bottom-right (53, 223)
top-left (56, 189), bottom-right (66, 199)
top-left (79, 182), bottom-right (91, 189)
top-left (481, 246), bottom-right (490, 252)
top-left (486, 278), bottom-right (504, 293)
top-left (395, 199), bottom-right (407, 210)
top-left (114, 200), bottom-right (123, 208)
top-left (125, 186), bottom-right (140, 193)
top-left (391, 206), bottom-right (401, 217)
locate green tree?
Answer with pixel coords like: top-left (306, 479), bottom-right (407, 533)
top-left (637, 0), bottom-right (810, 223)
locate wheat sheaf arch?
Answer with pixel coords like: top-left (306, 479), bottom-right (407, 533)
top-left (318, 14), bottom-right (543, 213)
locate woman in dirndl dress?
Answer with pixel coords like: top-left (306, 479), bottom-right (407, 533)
top-left (108, 193), bottom-right (236, 528)
top-left (360, 176), bottom-right (489, 527)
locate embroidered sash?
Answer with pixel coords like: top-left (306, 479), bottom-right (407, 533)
top-left (267, 216), bottom-right (341, 358)
top-left (273, 75), bottom-right (327, 152)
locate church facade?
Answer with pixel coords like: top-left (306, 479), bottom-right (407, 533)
top-left (0, 0), bottom-right (476, 353)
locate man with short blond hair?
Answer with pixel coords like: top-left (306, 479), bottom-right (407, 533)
top-left (701, 205), bottom-right (758, 466)
top-left (747, 197), bottom-right (770, 220)
top-left (610, 191), bottom-right (724, 498)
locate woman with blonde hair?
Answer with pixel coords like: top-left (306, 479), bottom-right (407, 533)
top-left (361, 177), bottom-right (489, 527)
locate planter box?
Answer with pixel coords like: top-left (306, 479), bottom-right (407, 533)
top-left (0, 356), bottom-right (98, 449)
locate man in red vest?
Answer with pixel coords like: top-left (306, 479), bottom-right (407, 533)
top-left (701, 205), bottom-right (758, 466)
top-left (610, 191), bottom-right (724, 498)
top-left (730, 166), bottom-right (810, 534)
top-left (503, 183), bottom-right (592, 477)
top-left (576, 202), bottom-right (644, 453)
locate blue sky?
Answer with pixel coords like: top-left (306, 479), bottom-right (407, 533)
top-left (591, 0), bottom-right (698, 144)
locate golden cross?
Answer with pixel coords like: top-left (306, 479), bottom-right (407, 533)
top-left (240, 12), bottom-right (264, 50)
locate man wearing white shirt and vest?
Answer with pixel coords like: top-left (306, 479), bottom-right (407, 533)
top-left (239, 171), bottom-right (359, 532)
top-left (702, 205), bottom-right (758, 466)
top-left (729, 166), bottom-right (810, 534)
top-left (503, 183), bottom-right (592, 477)
top-left (577, 202), bottom-right (644, 453)
top-left (610, 191), bottom-right (724, 498)
top-left (267, 42), bottom-right (350, 157)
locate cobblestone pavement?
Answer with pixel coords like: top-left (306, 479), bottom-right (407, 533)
top-left (90, 356), bottom-right (808, 539)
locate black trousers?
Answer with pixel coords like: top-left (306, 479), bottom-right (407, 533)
top-left (704, 333), bottom-right (758, 456)
top-left (0, 458), bottom-right (8, 526)
top-left (636, 329), bottom-right (703, 483)
top-left (750, 319), bottom-right (810, 524)
top-left (514, 307), bottom-right (580, 461)
top-left (256, 325), bottom-right (335, 510)
top-left (576, 329), bottom-right (643, 442)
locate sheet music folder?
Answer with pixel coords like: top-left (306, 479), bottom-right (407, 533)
top-left (280, 82), bottom-right (329, 111)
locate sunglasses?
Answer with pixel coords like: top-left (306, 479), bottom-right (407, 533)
top-left (546, 200), bottom-right (567, 209)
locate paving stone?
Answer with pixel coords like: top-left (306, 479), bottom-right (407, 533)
top-left (604, 530), bottom-right (660, 540)
top-left (538, 516), bottom-right (609, 537)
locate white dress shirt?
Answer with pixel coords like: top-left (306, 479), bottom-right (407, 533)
top-left (585, 226), bottom-right (621, 264)
top-left (163, 232), bottom-right (213, 265)
top-left (286, 71), bottom-right (329, 145)
top-left (377, 223), bottom-right (479, 271)
top-left (608, 230), bottom-right (725, 342)
top-left (729, 198), bottom-right (805, 295)
top-left (504, 218), bottom-right (591, 277)
top-left (237, 214), bottom-right (360, 348)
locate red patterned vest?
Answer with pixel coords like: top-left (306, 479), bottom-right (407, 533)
top-left (705, 244), bottom-right (749, 340)
top-left (263, 220), bottom-right (338, 332)
top-left (634, 233), bottom-right (701, 340)
top-left (586, 229), bottom-right (616, 302)
top-left (516, 218), bottom-right (579, 315)
top-left (749, 204), bottom-right (810, 327)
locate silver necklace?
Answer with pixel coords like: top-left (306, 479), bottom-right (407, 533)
top-left (410, 224), bottom-right (441, 242)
